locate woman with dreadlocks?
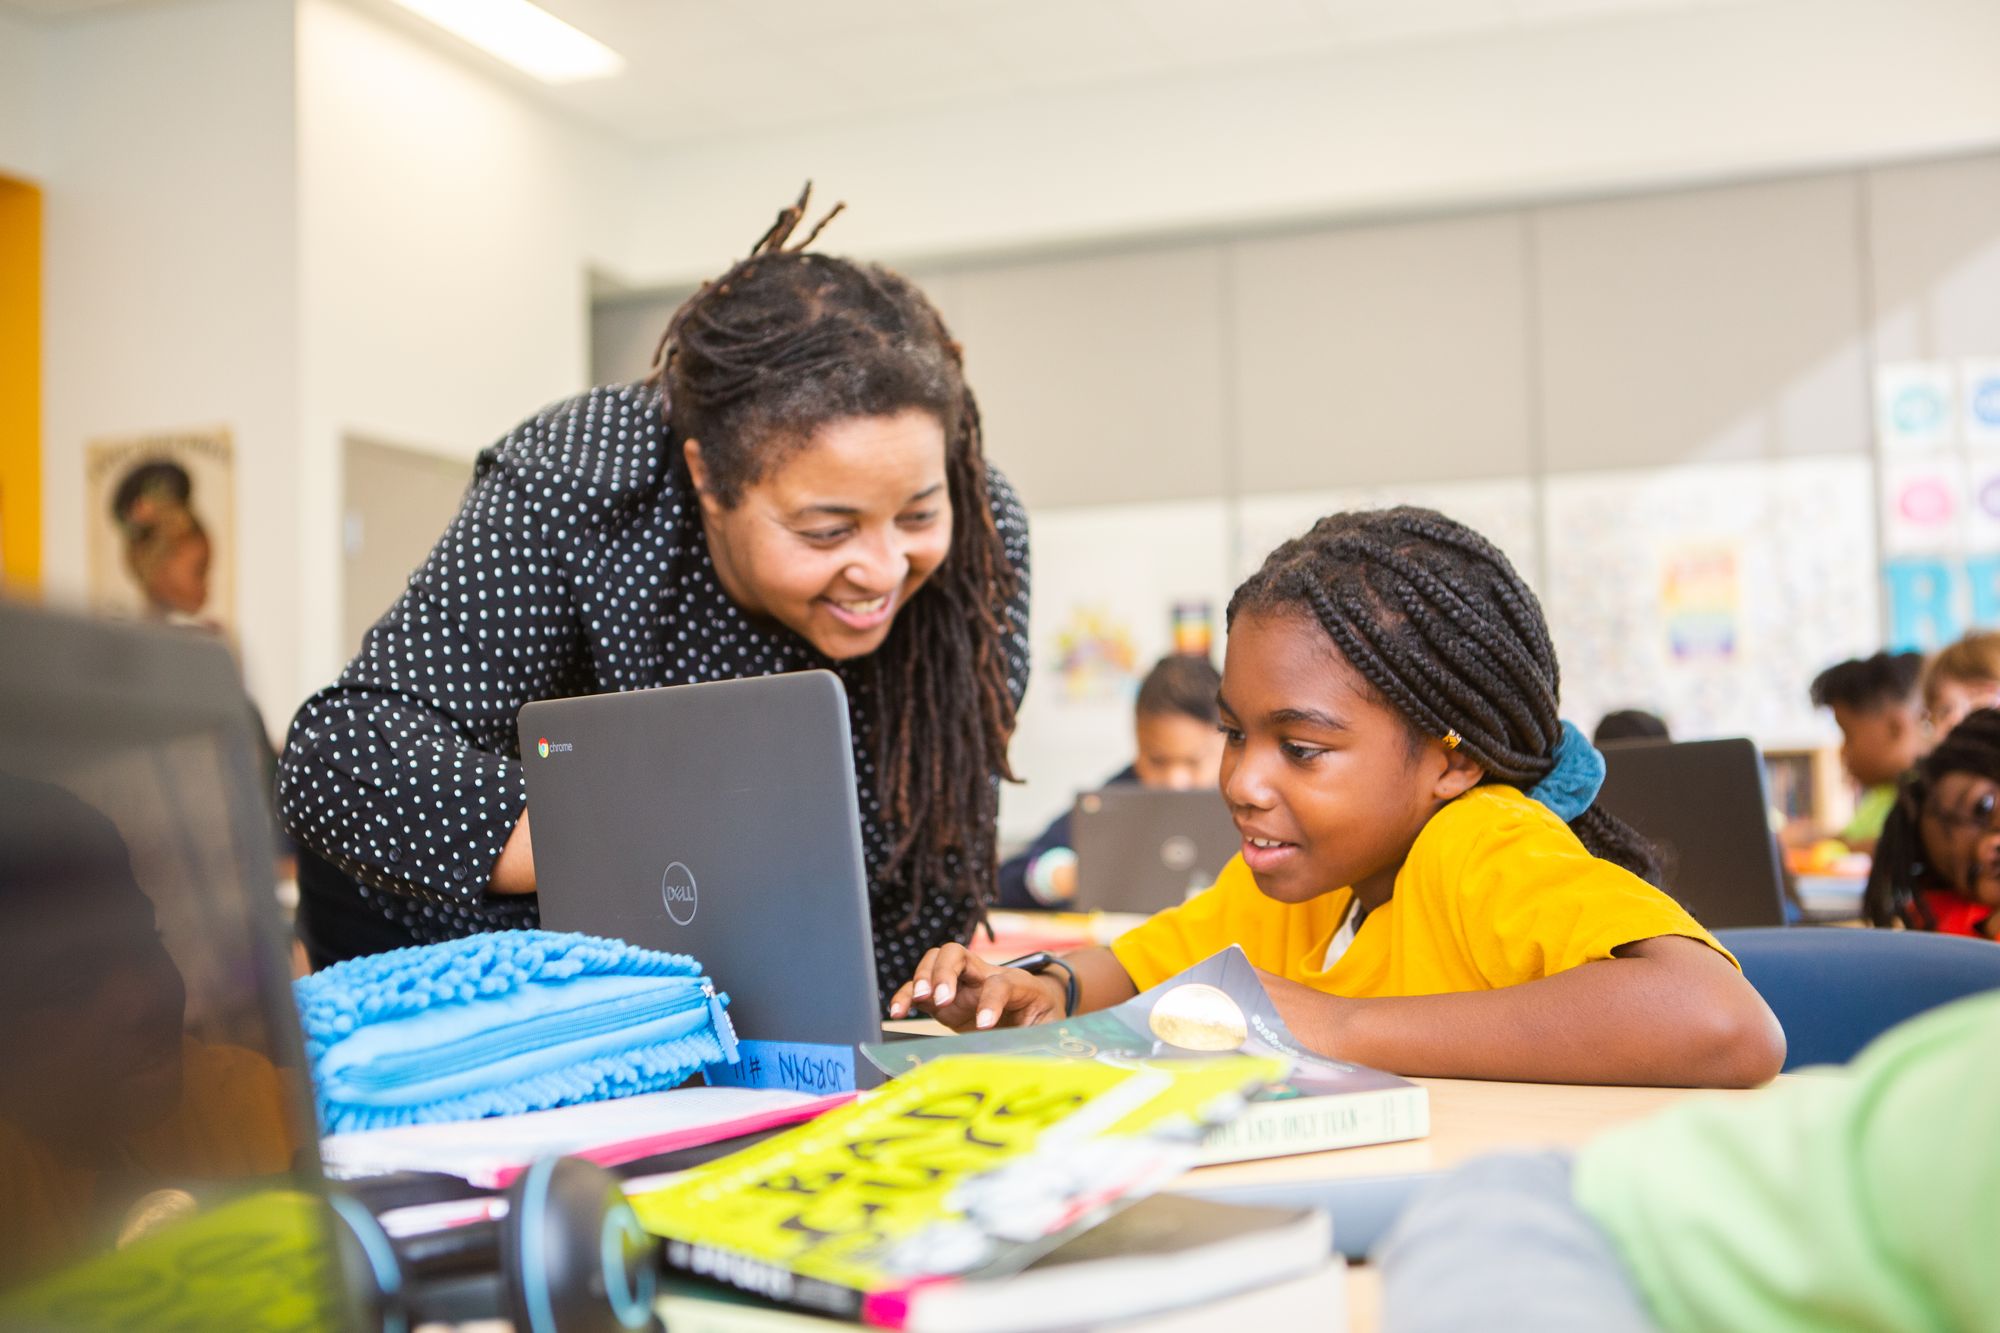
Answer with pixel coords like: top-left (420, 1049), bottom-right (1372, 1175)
top-left (894, 507), bottom-right (1783, 1087)
top-left (279, 187), bottom-right (1030, 999)
top-left (1862, 708), bottom-right (2000, 938)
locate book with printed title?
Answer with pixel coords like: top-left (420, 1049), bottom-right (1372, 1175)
top-left (627, 1051), bottom-right (1287, 1330)
top-left (862, 945), bottom-right (1428, 1166)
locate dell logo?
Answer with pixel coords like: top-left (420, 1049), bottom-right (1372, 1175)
top-left (661, 861), bottom-right (698, 925)
top-left (1160, 835), bottom-right (1197, 872)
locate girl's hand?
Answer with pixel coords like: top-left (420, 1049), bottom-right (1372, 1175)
top-left (887, 943), bottom-right (1068, 1030)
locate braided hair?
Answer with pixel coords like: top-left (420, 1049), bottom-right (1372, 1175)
top-left (1227, 506), bottom-right (1661, 881)
top-left (653, 186), bottom-right (1020, 923)
top-left (1863, 707), bottom-right (2000, 929)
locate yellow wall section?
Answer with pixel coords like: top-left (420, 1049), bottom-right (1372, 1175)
top-left (0, 175), bottom-right (40, 590)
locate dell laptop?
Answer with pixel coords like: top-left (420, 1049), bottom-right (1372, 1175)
top-left (1594, 737), bottom-right (1788, 930)
top-left (1070, 785), bottom-right (1242, 913)
top-left (521, 671), bottom-right (889, 1052)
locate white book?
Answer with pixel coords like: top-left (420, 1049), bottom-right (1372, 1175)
top-left (320, 1085), bottom-right (842, 1187)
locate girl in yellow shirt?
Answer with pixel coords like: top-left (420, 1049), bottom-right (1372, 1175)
top-left (891, 507), bottom-right (1785, 1087)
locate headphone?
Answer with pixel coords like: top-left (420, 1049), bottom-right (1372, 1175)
top-left (330, 1156), bottom-right (659, 1333)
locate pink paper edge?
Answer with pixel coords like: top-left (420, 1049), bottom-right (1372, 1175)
top-left (489, 1091), bottom-right (856, 1187)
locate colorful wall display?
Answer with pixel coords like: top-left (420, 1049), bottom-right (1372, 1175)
top-left (1543, 457), bottom-right (1876, 747)
top-left (1876, 362), bottom-right (1956, 451)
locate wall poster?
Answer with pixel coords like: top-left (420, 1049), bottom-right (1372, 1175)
top-left (85, 426), bottom-right (236, 635)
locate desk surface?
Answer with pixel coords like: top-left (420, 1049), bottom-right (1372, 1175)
top-left (1199, 1075), bottom-right (1778, 1333)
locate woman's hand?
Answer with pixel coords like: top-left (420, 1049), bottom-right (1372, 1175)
top-left (488, 809), bottom-right (537, 895)
top-left (887, 943), bottom-right (1067, 1031)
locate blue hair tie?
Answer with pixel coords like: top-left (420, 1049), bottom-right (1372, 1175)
top-left (1526, 720), bottom-right (1605, 822)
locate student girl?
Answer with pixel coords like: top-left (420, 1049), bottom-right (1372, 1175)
top-left (1862, 707), bottom-right (2000, 939)
top-left (997, 653), bottom-right (1225, 909)
top-left (280, 188), bottom-right (1031, 1004)
top-left (1922, 630), bottom-right (2000, 740)
top-left (893, 507), bottom-right (1785, 1087)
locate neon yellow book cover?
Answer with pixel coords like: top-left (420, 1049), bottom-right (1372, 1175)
top-left (630, 1052), bottom-right (1284, 1326)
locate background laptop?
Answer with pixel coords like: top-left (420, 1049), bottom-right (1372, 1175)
top-left (522, 671), bottom-right (886, 1050)
top-left (0, 603), bottom-right (355, 1329)
top-left (1071, 786), bottom-right (1242, 913)
top-left (1593, 737), bottom-right (1788, 929)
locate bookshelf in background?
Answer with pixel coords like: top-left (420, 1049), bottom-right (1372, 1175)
top-left (1763, 746), bottom-right (1854, 840)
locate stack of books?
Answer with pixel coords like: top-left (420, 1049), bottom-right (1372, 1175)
top-left (629, 1049), bottom-right (1337, 1331)
top-left (625, 946), bottom-right (1423, 1330)
top-left (654, 1193), bottom-right (1345, 1332)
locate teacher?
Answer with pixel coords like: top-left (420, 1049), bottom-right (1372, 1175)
top-left (279, 188), bottom-right (1030, 1004)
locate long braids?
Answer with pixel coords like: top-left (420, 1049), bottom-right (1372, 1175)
top-left (1863, 707), bottom-right (2000, 929)
top-left (1230, 506), bottom-right (1662, 882)
top-left (655, 185), bottom-right (1019, 924)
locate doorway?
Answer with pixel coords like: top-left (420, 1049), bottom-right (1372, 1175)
top-left (340, 436), bottom-right (474, 655)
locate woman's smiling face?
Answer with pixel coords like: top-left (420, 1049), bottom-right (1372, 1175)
top-left (1216, 610), bottom-right (1480, 910)
top-left (1919, 770), bottom-right (2000, 906)
top-left (686, 408), bottom-right (953, 661)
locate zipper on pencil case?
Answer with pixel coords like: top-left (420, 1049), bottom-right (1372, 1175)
top-left (345, 986), bottom-right (709, 1089)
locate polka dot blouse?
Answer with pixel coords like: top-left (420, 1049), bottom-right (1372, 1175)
top-left (278, 382), bottom-right (1032, 1000)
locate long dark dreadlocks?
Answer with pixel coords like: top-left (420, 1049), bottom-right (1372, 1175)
top-left (653, 185), bottom-right (1020, 922)
top-left (1228, 506), bottom-right (1662, 882)
top-left (1863, 707), bottom-right (2000, 930)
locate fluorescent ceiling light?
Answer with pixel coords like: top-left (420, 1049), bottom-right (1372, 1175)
top-left (388, 0), bottom-right (625, 84)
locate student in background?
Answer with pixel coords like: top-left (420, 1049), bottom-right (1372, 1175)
top-left (1809, 651), bottom-right (1927, 854)
top-left (997, 654), bottom-right (1224, 910)
top-left (1378, 988), bottom-right (2000, 1332)
top-left (1862, 708), bottom-right (2000, 939)
top-left (1592, 709), bottom-right (1669, 746)
top-left (895, 508), bottom-right (1784, 1089)
top-left (1922, 630), bottom-right (2000, 739)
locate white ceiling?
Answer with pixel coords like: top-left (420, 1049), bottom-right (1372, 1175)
top-left (4, 0), bottom-right (1761, 146)
top-left (0, 0), bottom-right (160, 14)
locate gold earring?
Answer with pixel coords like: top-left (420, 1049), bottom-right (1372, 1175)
top-left (1442, 730), bottom-right (1462, 751)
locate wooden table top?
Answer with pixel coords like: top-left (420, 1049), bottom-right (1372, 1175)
top-left (1187, 1074), bottom-right (1783, 1332)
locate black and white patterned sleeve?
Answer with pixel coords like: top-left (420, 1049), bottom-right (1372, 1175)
top-left (985, 463), bottom-right (1033, 712)
top-left (278, 423), bottom-right (588, 906)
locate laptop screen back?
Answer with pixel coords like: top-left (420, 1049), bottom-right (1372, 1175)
top-left (0, 605), bottom-right (350, 1330)
top-left (1071, 786), bottom-right (1242, 913)
top-left (521, 670), bottom-right (883, 1047)
top-left (1594, 737), bottom-right (1788, 930)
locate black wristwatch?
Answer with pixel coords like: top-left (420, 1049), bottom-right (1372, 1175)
top-left (1000, 951), bottom-right (1078, 1018)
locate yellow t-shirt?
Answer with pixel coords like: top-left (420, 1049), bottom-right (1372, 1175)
top-left (1111, 784), bottom-right (1732, 996)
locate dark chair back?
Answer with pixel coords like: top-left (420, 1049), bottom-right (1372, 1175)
top-left (1716, 926), bottom-right (2000, 1070)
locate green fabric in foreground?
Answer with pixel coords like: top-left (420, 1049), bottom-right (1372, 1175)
top-left (1576, 988), bottom-right (2000, 1333)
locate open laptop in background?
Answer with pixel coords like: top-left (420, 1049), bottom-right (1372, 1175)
top-left (522, 672), bottom-right (892, 1065)
top-left (1070, 786), bottom-right (1242, 913)
top-left (0, 603), bottom-right (355, 1330)
top-left (1593, 737), bottom-right (1788, 930)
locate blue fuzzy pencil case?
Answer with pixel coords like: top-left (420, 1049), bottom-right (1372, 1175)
top-left (295, 930), bottom-right (739, 1134)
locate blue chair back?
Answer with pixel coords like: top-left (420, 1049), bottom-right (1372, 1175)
top-left (1716, 927), bottom-right (2000, 1070)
